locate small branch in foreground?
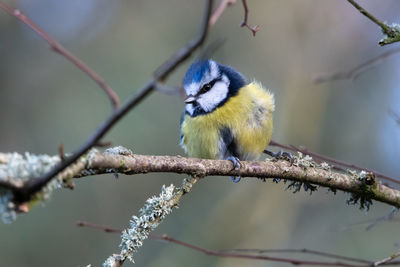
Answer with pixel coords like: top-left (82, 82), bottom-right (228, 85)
top-left (102, 178), bottom-right (199, 266)
top-left (78, 220), bottom-right (400, 267)
top-left (0, 2), bottom-right (120, 109)
top-left (269, 140), bottom-right (400, 185)
top-left (314, 47), bottom-right (400, 83)
top-left (346, 0), bottom-right (400, 46)
top-left (240, 0), bottom-right (259, 36)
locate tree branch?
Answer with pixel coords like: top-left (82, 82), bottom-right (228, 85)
top-left (240, 0), bottom-right (260, 36)
top-left (3, 147), bottom-right (399, 210)
top-left (209, 0), bottom-right (237, 26)
top-left (0, 2), bottom-right (120, 109)
top-left (78, 221), bottom-right (400, 267)
top-left (314, 47), bottom-right (400, 83)
top-left (346, 0), bottom-right (400, 46)
top-left (1, 0), bottom-right (213, 203)
top-left (269, 141), bottom-right (400, 185)
top-left (76, 150), bottom-right (400, 208)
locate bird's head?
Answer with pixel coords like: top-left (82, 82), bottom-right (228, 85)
top-left (183, 59), bottom-right (246, 116)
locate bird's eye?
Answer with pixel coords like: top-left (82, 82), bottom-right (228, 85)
top-left (199, 80), bottom-right (215, 94)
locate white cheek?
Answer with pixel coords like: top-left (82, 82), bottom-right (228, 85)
top-left (197, 82), bottom-right (228, 112)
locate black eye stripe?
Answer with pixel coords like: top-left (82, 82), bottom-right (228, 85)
top-left (199, 79), bottom-right (219, 95)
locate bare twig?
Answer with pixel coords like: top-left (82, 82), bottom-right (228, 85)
top-left (155, 83), bottom-right (184, 96)
top-left (314, 47), bottom-right (400, 83)
top-left (147, 236), bottom-right (361, 267)
top-left (346, 0), bottom-right (400, 46)
top-left (220, 248), bottom-right (371, 264)
top-left (374, 251), bottom-right (400, 266)
top-left (77, 221), bottom-right (122, 233)
top-left (78, 220), bottom-right (400, 267)
top-left (269, 140), bottom-right (400, 185)
top-left (0, 2), bottom-right (120, 109)
top-left (209, 0), bottom-right (236, 26)
top-left (347, 0), bottom-right (392, 34)
top-left (365, 208), bottom-right (398, 231)
top-left (1, 0), bottom-right (213, 203)
top-left (240, 0), bottom-right (260, 36)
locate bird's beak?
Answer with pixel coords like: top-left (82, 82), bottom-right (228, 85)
top-left (184, 95), bottom-right (197, 104)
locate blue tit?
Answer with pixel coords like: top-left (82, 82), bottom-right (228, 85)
top-left (179, 59), bottom-right (275, 182)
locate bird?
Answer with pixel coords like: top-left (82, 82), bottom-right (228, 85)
top-left (180, 59), bottom-right (285, 182)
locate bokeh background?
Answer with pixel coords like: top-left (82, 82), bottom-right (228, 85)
top-left (1, 0), bottom-right (400, 266)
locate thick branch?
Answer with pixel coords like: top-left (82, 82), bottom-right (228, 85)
top-left (73, 150), bottom-right (400, 208)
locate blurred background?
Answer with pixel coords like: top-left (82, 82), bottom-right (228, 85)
top-left (1, 0), bottom-right (400, 266)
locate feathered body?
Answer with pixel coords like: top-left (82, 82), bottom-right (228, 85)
top-left (180, 60), bottom-right (274, 163)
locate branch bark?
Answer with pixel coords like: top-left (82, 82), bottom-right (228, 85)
top-left (1, 148), bottom-right (399, 210)
top-left (75, 150), bottom-right (399, 208)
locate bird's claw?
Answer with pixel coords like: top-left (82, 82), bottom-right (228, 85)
top-left (227, 156), bottom-right (242, 183)
top-left (265, 149), bottom-right (293, 164)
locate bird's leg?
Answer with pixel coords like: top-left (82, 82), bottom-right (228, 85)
top-left (264, 149), bottom-right (293, 164)
top-left (227, 156), bottom-right (242, 183)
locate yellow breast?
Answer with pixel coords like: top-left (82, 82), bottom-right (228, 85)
top-left (180, 82), bottom-right (274, 160)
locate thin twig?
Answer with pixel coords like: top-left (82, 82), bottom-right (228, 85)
top-left (77, 221), bottom-right (121, 233)
top-left (374, 251), bottom-right (400, 266)
top-left (155, 83), bottom-right (184, 96)
top-left (3, 0), bottom-right (213, 203)
top-left (0, 2), bottom-right (120, 109)
top-left (150, 236), bottom-right (360, 267)
top-left (240, 0), bottom-right (259, 36)
top-left (209, 0), bottom-right (236, 26)
top-left (269, 140), bottom-right (400, 185)
top-left (219, 248), bottom-right (371, 264)
top-left (346, 0), bottom-right (400, 46)
top-left (77, 221), bottom-right (386, 267)
top-left (346, 0), bottom-right (392, 35)
top-left (314, 47), bottom-right (400, 83)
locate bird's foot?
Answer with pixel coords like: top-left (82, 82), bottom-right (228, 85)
top-left (264, 149), bottom-right (293, 164)
top-left (227, 156), bottom-right (242, 183)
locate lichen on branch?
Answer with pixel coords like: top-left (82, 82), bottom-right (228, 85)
top-left (1, 147), bottom-right (400, 224)
top-left (103, 178), bottom-right (198, 266)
